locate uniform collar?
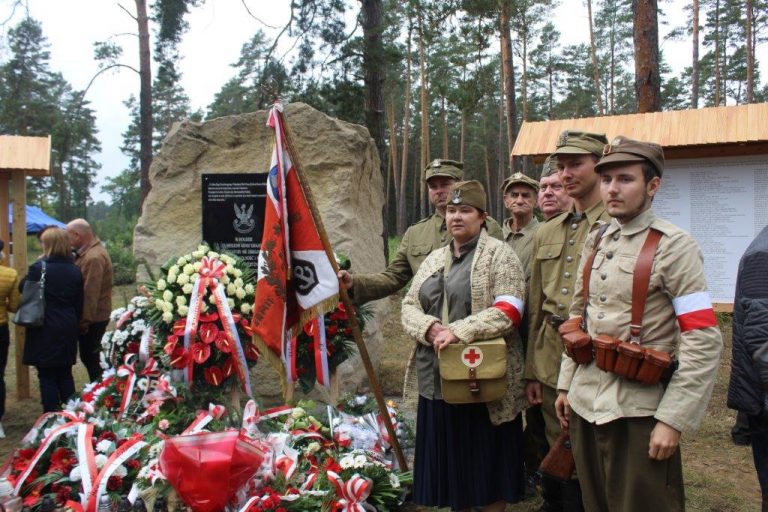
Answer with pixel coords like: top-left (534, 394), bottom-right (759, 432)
top-left (556, 199), bottom-right (605, 226)
top-left (607, 208), bottom-right (657, 237)
top-left (503, 216), bottom-right (539, 239)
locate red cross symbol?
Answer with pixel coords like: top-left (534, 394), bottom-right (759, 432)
top-left (464, 349), bottom-right (481, 365)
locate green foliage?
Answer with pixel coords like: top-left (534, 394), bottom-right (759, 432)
top-left (89, 203), bottom-right (138, 285)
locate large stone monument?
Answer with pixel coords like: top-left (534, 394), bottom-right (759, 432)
top-left (134, 102), bottom-right (386, 398)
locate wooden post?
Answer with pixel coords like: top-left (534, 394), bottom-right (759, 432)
top-left (11, 173), bottom-right (30, 399)
top-left (0, 172), bottom-right (9, 262)
top-left (279, 108), bottom-right (409, 472)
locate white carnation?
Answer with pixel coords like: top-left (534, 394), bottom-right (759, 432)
top-left (96, 439), bottom-right (114, 453)
top-left (95, 454), bottom-right (109, 468)
top-left (156, 279), bottom-right (167, 291)
top-left (112, 465), bottom-right (128, 478)
top-left (69, 466), bottom-right (82, 481)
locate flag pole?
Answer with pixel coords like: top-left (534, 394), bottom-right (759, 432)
top-left (278, 108), bottom-right (408, 472)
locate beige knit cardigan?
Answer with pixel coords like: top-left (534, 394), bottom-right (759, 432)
top-left (401, 229), bottom-right (529, 425)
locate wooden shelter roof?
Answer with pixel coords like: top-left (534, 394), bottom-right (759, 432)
top-left (0, 135), bottom-right (51, 176)
top-left (511, 103), bottom-right (768, 161)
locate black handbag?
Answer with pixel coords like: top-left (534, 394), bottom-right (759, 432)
top-left (14, 261), bottom-right (46, 328)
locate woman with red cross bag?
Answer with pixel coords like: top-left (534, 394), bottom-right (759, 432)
top-left (401, 180), bottom-right (529, 512)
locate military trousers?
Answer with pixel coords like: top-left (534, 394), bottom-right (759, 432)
top-left (541, 384), bottom-right (562, 447)
top-left (570, 412), bottom-right (685, 512)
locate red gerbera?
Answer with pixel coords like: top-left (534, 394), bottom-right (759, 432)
top-left (12, 448), bottom-right (37, 472)
top-left (49, 447), bottom-right (76, 473)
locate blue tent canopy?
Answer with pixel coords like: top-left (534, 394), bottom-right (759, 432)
top-left (8, 205), bottom-right (66, 234)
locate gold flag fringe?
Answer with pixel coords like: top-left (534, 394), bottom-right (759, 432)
top-left (253, 334), bottom-right (294, 403)
top-left (291, 295), bottom-right (341, 339)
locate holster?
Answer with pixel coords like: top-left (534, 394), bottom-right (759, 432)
top-left (539, 430), bottom-right (575, 482)
top-left (561, 330), bottom-right (593, 365)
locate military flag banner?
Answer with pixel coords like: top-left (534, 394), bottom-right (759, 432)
top-left (251, 103), bottom-right (339, 390)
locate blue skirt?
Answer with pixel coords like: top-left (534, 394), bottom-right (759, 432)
top-left (413, 396), bottom-right (526, 510)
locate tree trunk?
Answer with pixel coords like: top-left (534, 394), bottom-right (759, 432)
top-left (460, 110), bottom-right (466, 163)
top-left (137, 0), bottom-right (153, 210)
top-left (522, 37), bottom-right (529, 121)
top-left (746, 0), bottom-right (755, 103)
top-left (385, 96), bottom-right (398, 214)
top-left (692, 0), bottom-right (700, 108)
top-left (587, 0), bottom-right (605, 115)
top-left (632, 0), bottom-right (661, 113)
top-left (441, 97), bottom-right (449, 159)
top-left (418, 11), bottom-right (429, 219)
top-left (397, 22), bottom-right (413, 236)
top-left (361, 0), bottom-right (388, 257)
top-left (497, 93), bottom-right (505, 220)
top-left (714, 0), bottom-right (722, 106)
top-left (499, 1), bottom-right (516, 173)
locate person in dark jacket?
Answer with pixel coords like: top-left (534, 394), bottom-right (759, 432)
top-left (20, 227), bottom-right (83, 412)
top-left (728, 224), bottom-right (768, 509)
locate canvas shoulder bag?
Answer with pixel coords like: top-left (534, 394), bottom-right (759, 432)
top-left (438, 248), bottom-right (508, 404)
top-left (14, 261), bottom-right (46, 328)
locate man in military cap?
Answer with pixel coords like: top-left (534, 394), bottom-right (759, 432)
top-left (555, 137), bottom-right (722, 511)
top-left (338, 159), bottom-right (503, 303)
top-left (525, 130), bottom-right (611, 511)
top-left (501, 171), bottom-right (540, 281)
top-left (538, 156), bottom-right (573, 221)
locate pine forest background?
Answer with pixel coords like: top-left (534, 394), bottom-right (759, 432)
top-left (1, 0), bottom-right (767, 282)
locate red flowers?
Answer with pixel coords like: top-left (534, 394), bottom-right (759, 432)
top-left (49, 447), bottom-right (76, 473)
top-left (191, 342), bottom-right (211, 364)
top-left (204, 366), bottom-right (223, 386)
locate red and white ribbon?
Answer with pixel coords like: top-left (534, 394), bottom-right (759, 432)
top-left (139, 325), bottom-right (153, 362)
top-left (181, 404), bottom-right (227, 435)
top-left (84, 435), bottom-right (147, 512)
top-left (285, 329), bottom-right (298, 383)
top-left (13, 414), bottom-right (85, 495)
top-left (212, 282), bottom-right (252, 395)
top-left (313, 316), bottom-right (330, 388)
top-left (116, 355), bottom-right (139, 419)
top-left (672, 291), bottom-right (717, 333)
top-left (76, 424), bottom-right (98, 502)
top-left (274, 445), bottom-right (299, 480)
top-left (326, 471), bottom-right (376, 512)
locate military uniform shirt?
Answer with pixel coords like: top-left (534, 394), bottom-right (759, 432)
top-left (502, 217), bottom-right (540, 282)
top-left (524, 200), bottom-right (610, 388)
top-left (556, 209), bottom-right (723, 433)
top-left (352, 213), bottom-right (503, 304)
top-left (415, 235), bottom-right (478, 399)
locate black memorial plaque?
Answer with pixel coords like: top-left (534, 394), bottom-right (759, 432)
top-left (202, 173), bottom-right (267, 269)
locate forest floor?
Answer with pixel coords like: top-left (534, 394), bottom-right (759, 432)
top-left (0, 286), bottom-right (759, 511)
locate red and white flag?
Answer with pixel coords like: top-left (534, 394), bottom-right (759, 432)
top-left (251, 103), bottom-right (339, 385)
top-left (672, 291), bottom-right (717, 332)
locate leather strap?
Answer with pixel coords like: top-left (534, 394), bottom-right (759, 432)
top-left (581, 223), bottom-right (611, 317)
top-left (630, 229), bottom-right (663, 342)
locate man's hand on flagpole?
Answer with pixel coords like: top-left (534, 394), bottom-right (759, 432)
top-left (337, 270), bottom-right (354, 290)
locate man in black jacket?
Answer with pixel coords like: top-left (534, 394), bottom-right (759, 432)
top-left (728, 224), bottom-right (768, 509)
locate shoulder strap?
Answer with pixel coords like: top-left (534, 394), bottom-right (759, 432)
top-left (630, 228), bottom-right (663, 342)
top-left (441, 248), bottom-right (452, 324)
top-left (581, 223), bottom-right (610, 314)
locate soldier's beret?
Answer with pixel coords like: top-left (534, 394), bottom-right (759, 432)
top-left (596, 136), bottom-right (665, 177)
top-left (552, 130), bottom-right (608, 158)
top-left (424, 159), bottom-right (464, 182)
top-left (501, 172), bottom-right (540, 194)
top-left (449, 180), bottom-right (487, 212)
top-left (540, 155), bottom-right (559, 178)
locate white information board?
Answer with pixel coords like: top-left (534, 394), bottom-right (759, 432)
top-left (653, 156), bottom-right (768, 304)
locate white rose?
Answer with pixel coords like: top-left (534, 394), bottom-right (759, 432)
top-left (233, 268), bottom-right (243, 278)
top-left (166, 273), bottom-right (177, 284)
top-left (197, 244), bottom-right (208, 253)
top-left (192, 273), bottom-right (200, 282)
top-left (162, 311), bottom-right (174, 323)
top-left (112, 465), bottom-right (128, 478)
top-left (226, 264), bottom-right (236, 275)
top-left (155, 300), bottom-right (165, 311)
top-left (227, 298), bottom-right (235, 309)
top-left (162, 290), bottom-right (173, 302)
top-left (96, 439), bottom-right (114, 453)
top-left (183, 264), bottom-right (195, 275)
top-left (207, 251), bottom-right (220, 259)
top-left (163, 302), bottom-right (174, 313)
top-left (234, 278), bottom-right (244, 288)
top-left (156, 279), bottom-right (167, 291)
top-left (182, 283), bottom-right (193, 295)
top-left (245, 284), bottom-right (255, 294)
top-left (222, 255), bottom-right (235, 265)
top-left (176, 273), bottom-right (190, 286)
top-left (235, 288), bottom-right (246, 300)
top-left (306, 442), bottom-right (320, 454)
top-left (226, 283), bottom-right (237, 296)
top-left (201, 302), bottom-right (209, 312)
top-left (240, 303), bottom-right (252, 315)
top-left (175, 296), bottom-right (187, 306)
top-left (177, 256), bottom-right (188, 266)
top-left (69, 466), bottom-right (82, 481)
top-left (209, 294), bottom-right (217, 304)
top-left (169, 265), bottom-right (180, 275)
top-left (192, 250), bottom-right (205, 259)
top-left (193, 261), bottom-right (202, 272)
top-left (178, 305), bottom-right (189, 317)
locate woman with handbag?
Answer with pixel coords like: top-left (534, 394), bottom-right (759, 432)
top-left (19, 227), bottom-right (83, 412)
top-left (401, 180), bottom-right (528, 511)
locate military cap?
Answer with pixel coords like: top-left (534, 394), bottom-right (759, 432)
top-left (424, 159), bottom-right (464, 181)
top-left (552, 130), bottom-right (608, 158)
top-left (449, 180), bottom-right (487, 212)
top-left (501, 172), bottom-right (540, 194)
top-left (596, 136), bottom-right (665, 177)
top-left (540, 155), bottom-right (559, 178)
